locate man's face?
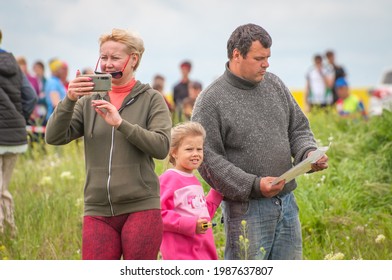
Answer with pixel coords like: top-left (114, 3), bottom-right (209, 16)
top-left (315, 57), bottom-right (323, 69)
top-left (180, 65), bottom-right (191, 77)
top-left (233, 40), bottom-right (270, 83)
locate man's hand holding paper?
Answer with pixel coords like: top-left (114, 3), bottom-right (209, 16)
top-left (260, 177), bottom-right (286, 198)
top-left (271, 145), bottom-right (330, 186)
top-left (309, 150), bottom-right (329, 172)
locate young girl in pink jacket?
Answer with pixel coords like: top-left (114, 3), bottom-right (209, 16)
top-left (159, 122), bottom-right (223, 260)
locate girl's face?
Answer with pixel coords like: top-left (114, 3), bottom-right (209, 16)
top-left (172, 135), bottom-right (204, 173)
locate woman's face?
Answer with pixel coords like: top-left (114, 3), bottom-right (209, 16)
top-left (99, 40), bottom-right (137, 84)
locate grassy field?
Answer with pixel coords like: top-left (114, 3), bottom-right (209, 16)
top-left (0, 110), bottom-right (391, 260)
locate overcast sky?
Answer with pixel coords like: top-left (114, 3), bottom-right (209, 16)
top-left (1, 0), bottom-right (391, 92)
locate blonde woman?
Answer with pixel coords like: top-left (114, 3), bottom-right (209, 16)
top-left (45, 28), bottom-right (172, 260)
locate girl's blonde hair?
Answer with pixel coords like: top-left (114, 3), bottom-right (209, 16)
top-left (169, 121), bottom-right (206, 166)
top-left (99, 28), bottom-right (145, 71)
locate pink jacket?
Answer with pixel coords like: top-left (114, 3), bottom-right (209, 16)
top-left (159, 169), bottom-right (223, 260)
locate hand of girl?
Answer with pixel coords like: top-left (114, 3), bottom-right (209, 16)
top-left (196, 218), bottom-right (208, 234)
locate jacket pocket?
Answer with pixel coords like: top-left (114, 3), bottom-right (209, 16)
top-left (227, 200), bottom-right (250, 220)
top-left (109, 164), bottom-right (158, 203)
top-left (84, 167), bottom-right (109, 205)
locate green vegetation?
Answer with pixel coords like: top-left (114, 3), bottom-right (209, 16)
top-left (0, 110), bottom-right (391, 260)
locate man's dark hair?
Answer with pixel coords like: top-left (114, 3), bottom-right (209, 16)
top-left (180, 60), bottom-right (192, 69)
top-left (325, 50), bottom-right (334, 58)
top-left (314, 54), bottom-right (323, 62)
top-left (227, 23), bottom-right (272, 59)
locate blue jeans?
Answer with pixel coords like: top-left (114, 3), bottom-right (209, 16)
top-left (222, 192), bottom-right (302, 260)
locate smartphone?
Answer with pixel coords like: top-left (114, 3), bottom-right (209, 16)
top-left (82, 74), bottom-right (112, 92)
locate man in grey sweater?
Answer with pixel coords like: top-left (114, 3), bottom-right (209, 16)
top-left (192, 23), bottom-right (328, 260)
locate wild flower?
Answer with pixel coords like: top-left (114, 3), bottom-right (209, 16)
top-left (60, 171), bottom-right (74, 180)
top-left (375, 234), bottom-right (386, 244)
top-left (237, 220), bottom-right (249, 260)
top-left (324, 251), bottom-right (345, 260)
top-left (40, 176), bottom-right (53, 186)
top-left (258, 247), bottom-right (267, 259)
top-left (237, 220), bottom-right (266, 260)
top-left (0, 244), bottom-right (9, 260)
top-left (354, 226), bottom-right (365, 233)
top-left (75, 198), bottom-right (83, 207)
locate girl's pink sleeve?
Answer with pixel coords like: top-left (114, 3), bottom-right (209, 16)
top-left (160, 179), bottom-right (198, 237)
top-left (206, 188), bottom-right (223, 218)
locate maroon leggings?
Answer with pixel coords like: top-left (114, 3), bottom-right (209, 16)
top-left (82, 209), bottom-right (163, 260)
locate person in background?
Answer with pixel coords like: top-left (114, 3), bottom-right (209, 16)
top-left (44, 58), bottom-right (67, 123)
top-left (60, 61), bottom-right (69, 90)
top-left (173, 60), bottom-right (192, 122)
top-left (182, 98), bottom-right (194, 121)
top-left (305, 54), bottom-right (335, 112)
top-left (31, 60), bottom-right (49, 125)
top-left (33, 60), bottom-right (47, 93)
top-left (335, 77), bottom-right (367, 120)
top-left (325, 50), bottom-right (346, 104)
top-left (16, 56), bottom-right (45, 129)
top-left (182, 81), bottom-right (202, 120)
top-left (152, 74), bottom-right (174, 113)
top-left (0, 29), bottom-right (37, 236)
top-left (159, 122), bottom-right (223, 260)
top-left (188, 81), bottom-right (202, 101)
top-left (192, 23), bottom-right (328, 260)
top-left (16, 56), bottom-right (40, 96)
top-left (45, 28), bottom-right (172, 260)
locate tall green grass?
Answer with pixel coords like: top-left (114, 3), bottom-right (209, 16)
top-left (296, 109), bottom-right (391, 259)
top-left (0, 111), bottom-right (391, 260)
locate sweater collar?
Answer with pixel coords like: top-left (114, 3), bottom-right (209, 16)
top-left (223, 62), bottom-right (260, 90)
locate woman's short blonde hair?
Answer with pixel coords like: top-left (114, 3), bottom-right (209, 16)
top-left (99, 28), bottom-right (145, 71)
top-left (169, 121), bottom-right (206, 166)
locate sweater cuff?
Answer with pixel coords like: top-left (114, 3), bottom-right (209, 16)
top-left (250, 177), bottom-right (263, 198)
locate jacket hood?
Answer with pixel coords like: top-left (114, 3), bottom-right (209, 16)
top-left (122, 81), bottom-right (152, 103)
top-left (0, 52), bottom-right (19, 77)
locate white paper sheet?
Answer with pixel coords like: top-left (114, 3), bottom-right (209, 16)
top-left (271, 145), bottom-right (330, 185)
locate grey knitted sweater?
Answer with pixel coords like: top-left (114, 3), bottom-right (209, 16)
top-left (192, 63), bottom-right (317, 202)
